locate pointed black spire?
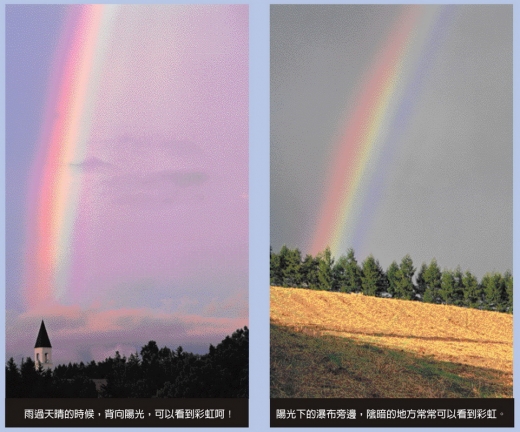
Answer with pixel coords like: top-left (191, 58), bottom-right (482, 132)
top-left (35, 320), bottom-right (52, 348)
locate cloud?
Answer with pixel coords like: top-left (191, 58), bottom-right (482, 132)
top-left (7, 306), bottom-right (247, 364)
top-left (103, 169), bottom-right (209, 208)
top-left (69, 156), bottom-right (113, 172)
top-left (78, 133), bottom-right (224, 211)
top-left (202, 291), bottom-right (248, 319)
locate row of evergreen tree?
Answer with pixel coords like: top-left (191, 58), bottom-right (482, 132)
top-left (6, 326), bottom-right (248, 398)
top-left (270, 246), bottom-right (513, 313)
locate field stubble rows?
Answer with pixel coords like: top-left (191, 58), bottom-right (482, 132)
top-left (270, 286), bottom-right (512, 385)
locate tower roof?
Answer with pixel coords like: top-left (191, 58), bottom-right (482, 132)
top-left (34, 320), bottom-right (52, 348)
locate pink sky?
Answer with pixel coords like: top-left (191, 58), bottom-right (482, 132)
top-left (7, 5), bottom-right (248, 363)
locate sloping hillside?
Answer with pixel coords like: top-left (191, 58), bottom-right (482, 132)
top-left (271, 286), bottom-right (512, 398)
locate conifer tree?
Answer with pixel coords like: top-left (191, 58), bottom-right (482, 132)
top-left (482, 272), bottom-right (506, 311)
top-left (503, 270), bottom-right (513, 313)
top-left (332, 254), bottom-right (347, 292)
top-left (416, 263), bottom-right (428, 299)
top-left (283, 247), bottom-right (302, 287)
top-left (422, 259), bottom-right (442, 303)
top-left (277, 245), bottom-right (291, 287)
top-left (331, 248), bottom-right (366, 293)
top-left (452, 266), bottom-right (465, 306)
top-left (316, 247), bottom-right (334, 290)
top-left (270, 246), bottom-right (283, 286)
top-left (6, 357), bottom-right (21, 397)
top-left (386, 261), bottom-right (400, 297)
top-left (439, 270), bottom-right (456, 305)
top-left (463, 270), bottom-right (481, 309)
top-left (394, 255), bottom-right (416, 300)
top-left (301, 254), bottom-right (319, 289)
top-left (361, 255), bottom-right (386, 296)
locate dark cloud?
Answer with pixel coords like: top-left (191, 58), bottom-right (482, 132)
top-left (104, 170), bottom-right (208, 208)
top-left (70, 156), bottom-right (112, 172)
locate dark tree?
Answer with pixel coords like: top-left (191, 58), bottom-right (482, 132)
top-left (6, 358), bottom-right (21, 397)
top-left (8, 327), bottom-right (249, 399)
top-left (57, 375), bottom-right (97, 398)
top-left (100, 351), bottom-right (131, 397)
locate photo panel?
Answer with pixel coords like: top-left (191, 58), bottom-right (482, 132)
top-left (6, 4), bottom-right (248, 427)
top-left (270, 4), bottom-right (512, 427)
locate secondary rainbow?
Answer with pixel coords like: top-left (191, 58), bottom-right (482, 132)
top-left (24, 5), bottom-right (119, 309)
top-left (310, 5), bottom-right (455, 259)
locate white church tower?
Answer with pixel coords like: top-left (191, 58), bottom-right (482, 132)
top-left (34, 320), bottom-right (53, 370)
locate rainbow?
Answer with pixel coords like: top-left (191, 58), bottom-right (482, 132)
top-left (310, 5), bottom-right (456, 259)
top-left (24, 5), bottom-right (119, 309)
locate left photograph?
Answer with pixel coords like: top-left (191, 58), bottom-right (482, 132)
top-left (6, 4), bottom-right (248, 426)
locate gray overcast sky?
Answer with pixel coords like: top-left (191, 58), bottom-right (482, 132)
top-left (271, 5), bottom-right (512, 279)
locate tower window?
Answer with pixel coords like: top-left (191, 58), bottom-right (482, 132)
top-left (36, 353), bottom-right (40, 362)
top-left (45, 353), bottom-right (48, 362)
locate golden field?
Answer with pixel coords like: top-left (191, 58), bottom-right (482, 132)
top-left (271, 286), bottom-right (512, 396)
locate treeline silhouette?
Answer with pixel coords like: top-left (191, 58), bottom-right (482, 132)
top-left (271, 246), bottom-right (513, 313)
top-left (6, 326), bottom-right (248, 398)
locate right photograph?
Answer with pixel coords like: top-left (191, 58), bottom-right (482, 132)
top-left (270, 3), bottom-right (512, 418)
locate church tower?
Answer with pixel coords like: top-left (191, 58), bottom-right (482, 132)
top-left (34, 320), bottom-right (53, 370)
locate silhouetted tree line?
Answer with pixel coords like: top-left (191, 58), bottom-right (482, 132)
top-left (271, 246), bottom-right (513, 313)
top-left (6, 326), bottom-right (248, 398)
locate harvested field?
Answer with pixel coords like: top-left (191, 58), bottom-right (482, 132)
top-left (271, 286), bottom-right (512, 397)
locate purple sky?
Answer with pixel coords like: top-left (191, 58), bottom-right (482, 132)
top-left (6, 5), bottom-right (248, 364)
